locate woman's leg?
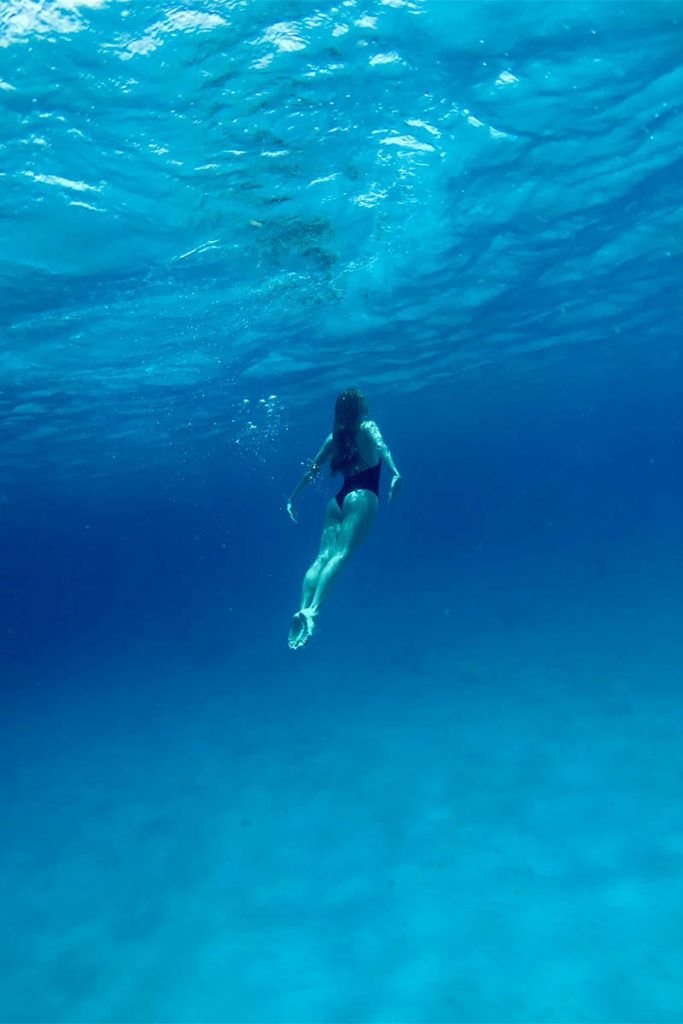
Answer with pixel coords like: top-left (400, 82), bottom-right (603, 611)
top-left (289, 500), bottom-right (343, 650)
top-left (299, 499), bottom-right (343, 609)
top-left (288, 491), bottom-right (378, 649)
top-left (307, 490), bottom-right (377, 616)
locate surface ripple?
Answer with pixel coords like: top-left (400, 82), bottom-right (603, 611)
top-left (1, 0), bottom-right (682, 475)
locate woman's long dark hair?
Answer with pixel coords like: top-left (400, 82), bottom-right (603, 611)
top-left (330, 388), bottom-right (367, 475)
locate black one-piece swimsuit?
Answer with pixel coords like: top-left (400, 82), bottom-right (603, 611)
top-left (335, 458), bottom-right (382, 510)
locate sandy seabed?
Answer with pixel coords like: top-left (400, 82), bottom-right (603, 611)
top-left (3, 592), bottom-right (683, 1023)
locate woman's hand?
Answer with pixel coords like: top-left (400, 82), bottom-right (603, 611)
top-left (389, 473), bottom-right (401, 503)
top-left (287, 499), bottom-right (298, 523)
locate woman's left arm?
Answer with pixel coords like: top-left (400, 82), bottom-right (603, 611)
top-left (287, 434), bottom-right (333, 522)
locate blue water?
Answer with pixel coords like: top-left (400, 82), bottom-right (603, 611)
top-left (2, 1), bottom-right (683, 1020)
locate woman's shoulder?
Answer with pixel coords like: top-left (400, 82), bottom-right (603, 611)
top-left (361, 419), bottom-right (382, 441)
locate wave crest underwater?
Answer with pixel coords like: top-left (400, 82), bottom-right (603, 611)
top-left (2, 0), bottom-right (682, 480)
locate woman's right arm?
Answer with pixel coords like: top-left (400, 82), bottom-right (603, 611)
top-left (287, 434), bottom-right (334, 522)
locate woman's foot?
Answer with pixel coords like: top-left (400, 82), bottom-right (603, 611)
top-left (288, 609), bottom-right (317, 650)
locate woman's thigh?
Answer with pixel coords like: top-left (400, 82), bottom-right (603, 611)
top-left (338, 490), bottom-right (378, 556)
top-left (317, 498), bottom-right (344, 558)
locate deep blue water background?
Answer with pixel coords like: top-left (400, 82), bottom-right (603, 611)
top-left (2, 1), bottom-right (683, 1021)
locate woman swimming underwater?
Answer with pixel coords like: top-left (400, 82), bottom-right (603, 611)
top-left (287, 388), bottom-right (401, 650)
